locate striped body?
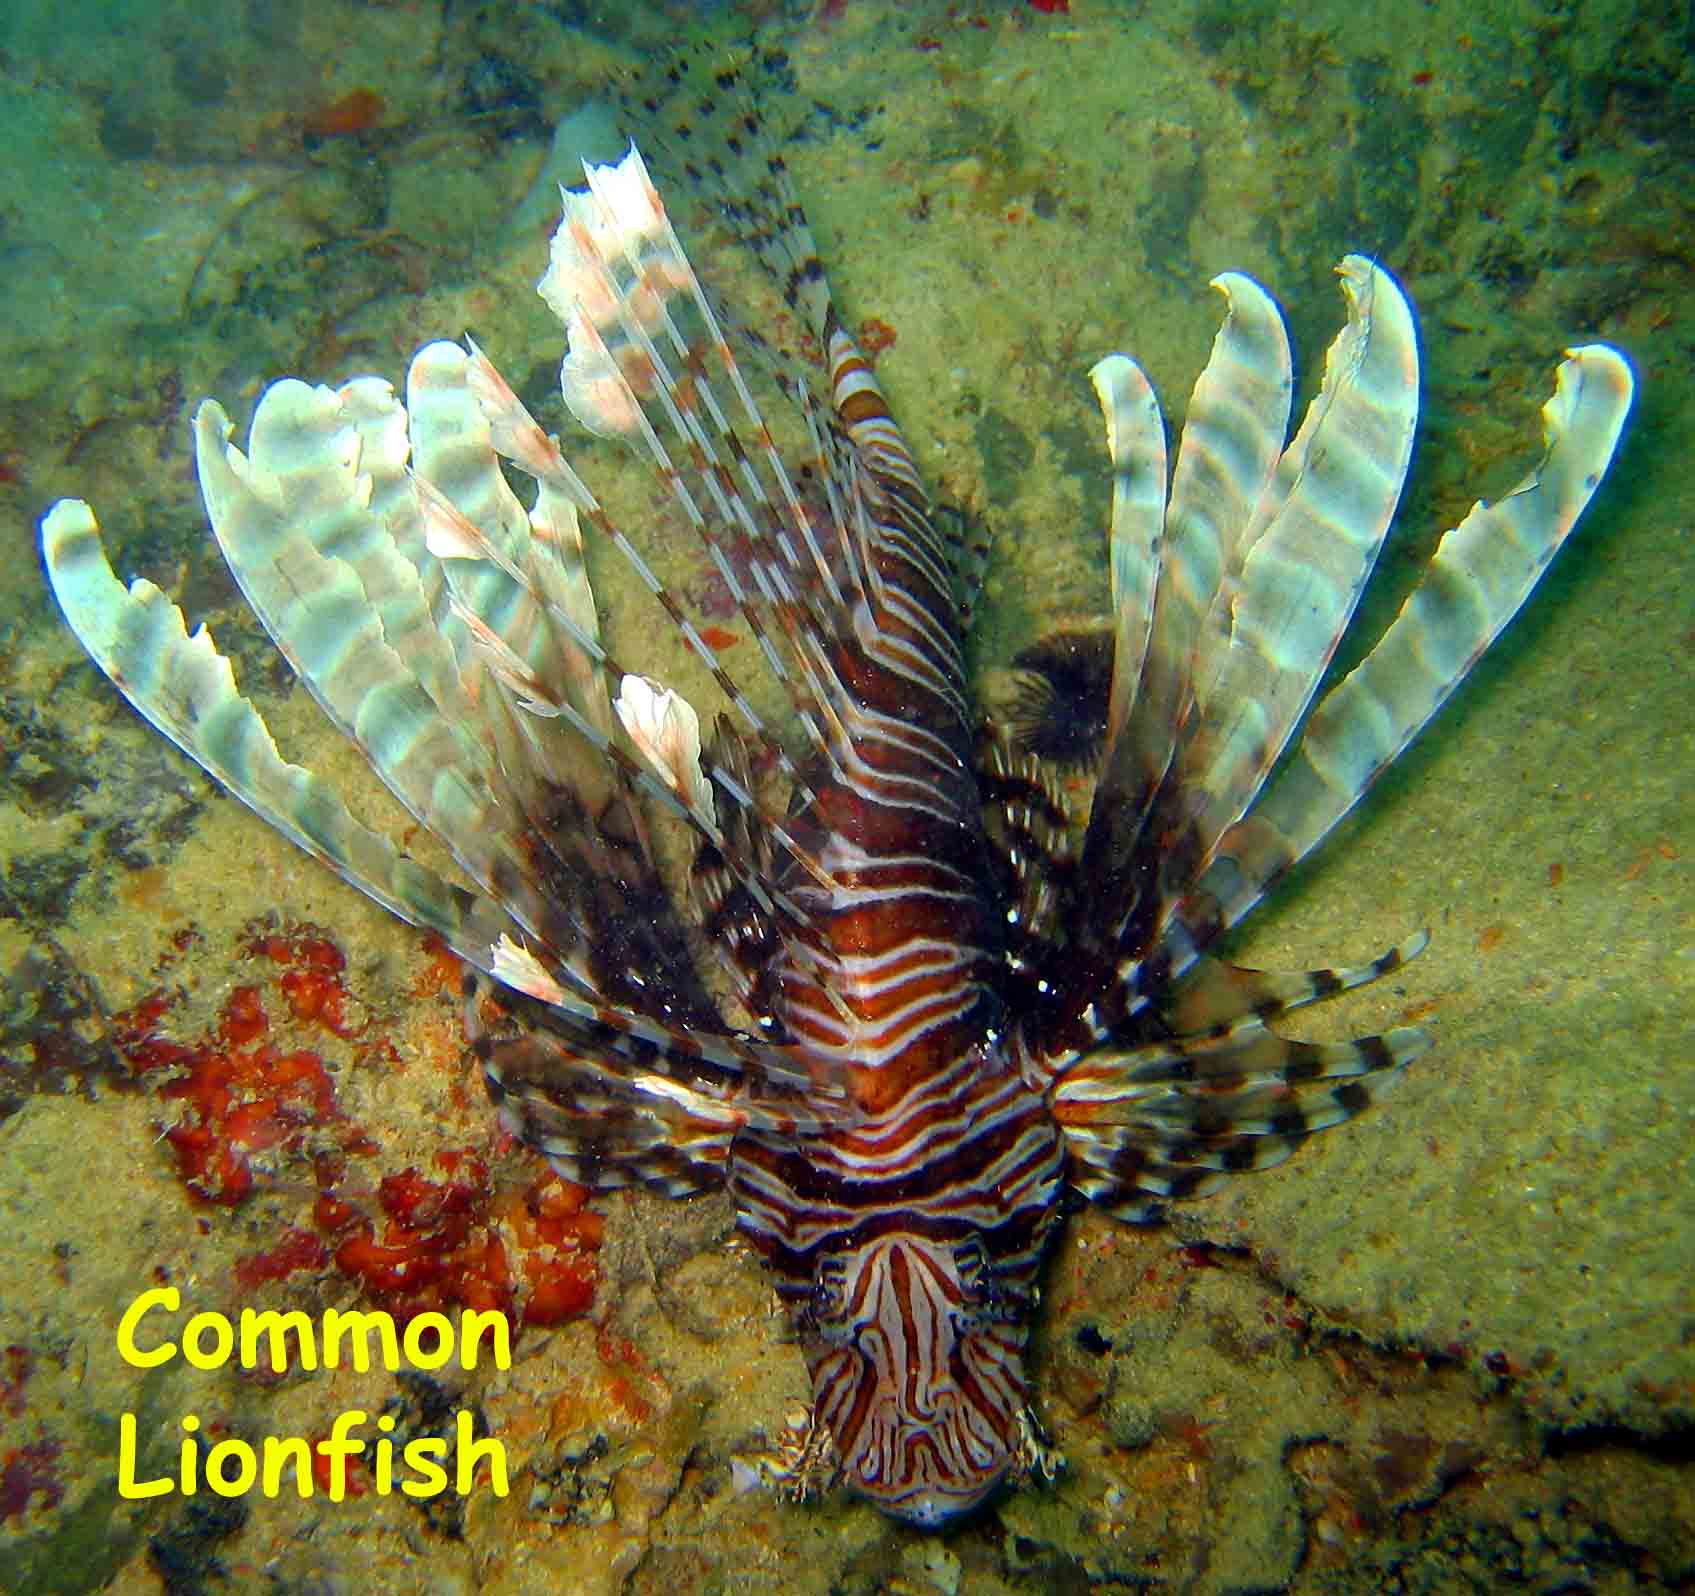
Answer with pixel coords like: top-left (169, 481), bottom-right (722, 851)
top-left (421, 300), bottom-right (1075, 1519)
top-left (41, 46), bottom-right (1632, 1529)
top-left (729, 329), bottom-right (1066, 1518)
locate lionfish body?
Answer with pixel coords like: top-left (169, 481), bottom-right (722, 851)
top-left (42, 52), bottom-right (1631, 1527)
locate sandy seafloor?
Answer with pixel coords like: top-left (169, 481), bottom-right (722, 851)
top-left (1, 0), bottom-right (1690, 1592)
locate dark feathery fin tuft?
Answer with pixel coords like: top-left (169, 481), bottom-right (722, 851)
top-left (1002, 624), bottom-right (1114, 774)
top-left (691, 715), bottom-right (787, 1033)
top-left (975, 725), bottom-right (1076, 973)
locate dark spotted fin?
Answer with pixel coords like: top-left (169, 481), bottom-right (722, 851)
top-left (617, 42), bottom-right (835, 351)
top-left (467, 974), bottom-right (829, 1198)
top-left (613, 42), bottom-right (990, 682)
top-left (1054, 1017), bottom-right (1427, 1223)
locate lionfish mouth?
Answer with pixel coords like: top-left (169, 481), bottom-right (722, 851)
top-left (851, 1394), bottom-right (1062, 1524)
top-left (841, 1430), bottom-right (1012, 1526)
top-left (875, 1475), bottom-right (1004, 1528)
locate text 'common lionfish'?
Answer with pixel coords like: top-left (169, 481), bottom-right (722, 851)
top-left (41, 51), bottom-right (1631, 1526)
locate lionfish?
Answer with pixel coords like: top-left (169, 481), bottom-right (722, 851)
top-left (40, 50), bottom-right (1631, 1527)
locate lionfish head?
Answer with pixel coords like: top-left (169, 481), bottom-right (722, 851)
top-left (800, 1230), bottom-right (1052, 1526)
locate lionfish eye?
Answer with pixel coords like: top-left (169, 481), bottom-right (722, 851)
top-left (949, 1238), bottom-right (1000, 1334)
top-left (810, 1256), bottom-right (851, 1337)
top-left (956, 1239), bottom-right (995, 1307)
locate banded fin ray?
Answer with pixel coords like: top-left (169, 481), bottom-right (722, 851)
top-left (194, 376), bottom-right (720, 1029)
top-left (1022, 928), bottom-right (1431, 1217)
top-left (1179, 341), bottom-right (1636, 943)
top-left (976, 730), bottom-right (1076, 962)
top-left (1059, 1024), bottom-right (1424, 1223)
top-left (528, 116), bottom-right (994, 1112)
top-left (468, 975), bottom-right (836, 1198)
top-left (1164, 259), bottom-right (1417, 880)
top-left (43, 485), bottom-right (824, 1126)
top-left (192, 389), bottom-right (531, 915)
top-left (1170, 271), bottom-right (1294, 711)
top-left (1077, 275), bottom-right (1292, 949)
top-left (1087, 353), bottom-right (1164, 752)
top-left (1053, 1020), bottom-right (1429, 1124)
top-left (1161, 934), bottom-right (1430, 1035)
top-left (619, 45), bottom-right (982, 723)
top-left (691, 717), bottom-right (787, 1028)
top-left (526, 134), bottom-right (876, 920)
top-left (406, 338), bottom-right (608, 730)
top-left (1081, 259), bottom-right (1418, 957)
top-left (40, 496), bottom-right (512, 965)
top-left (1020, 273), bottom-right (1629, 1220)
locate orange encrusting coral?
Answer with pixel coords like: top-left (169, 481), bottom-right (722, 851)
top-left (111, 924), bottom-right (604, 1328)
top-left (115, 983), bottom-right (340, 1205)
top-left (332, 1169), bottom-right (512, 1317)
top-left (233, 1226), bottom-right (329, 1290)
top-left (504, 1173), bottom-right (603, 1325)
top-left (245, 925), bottom-right (360, 1037)
top-left (327, 1163), bottom-right (598, 1326)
